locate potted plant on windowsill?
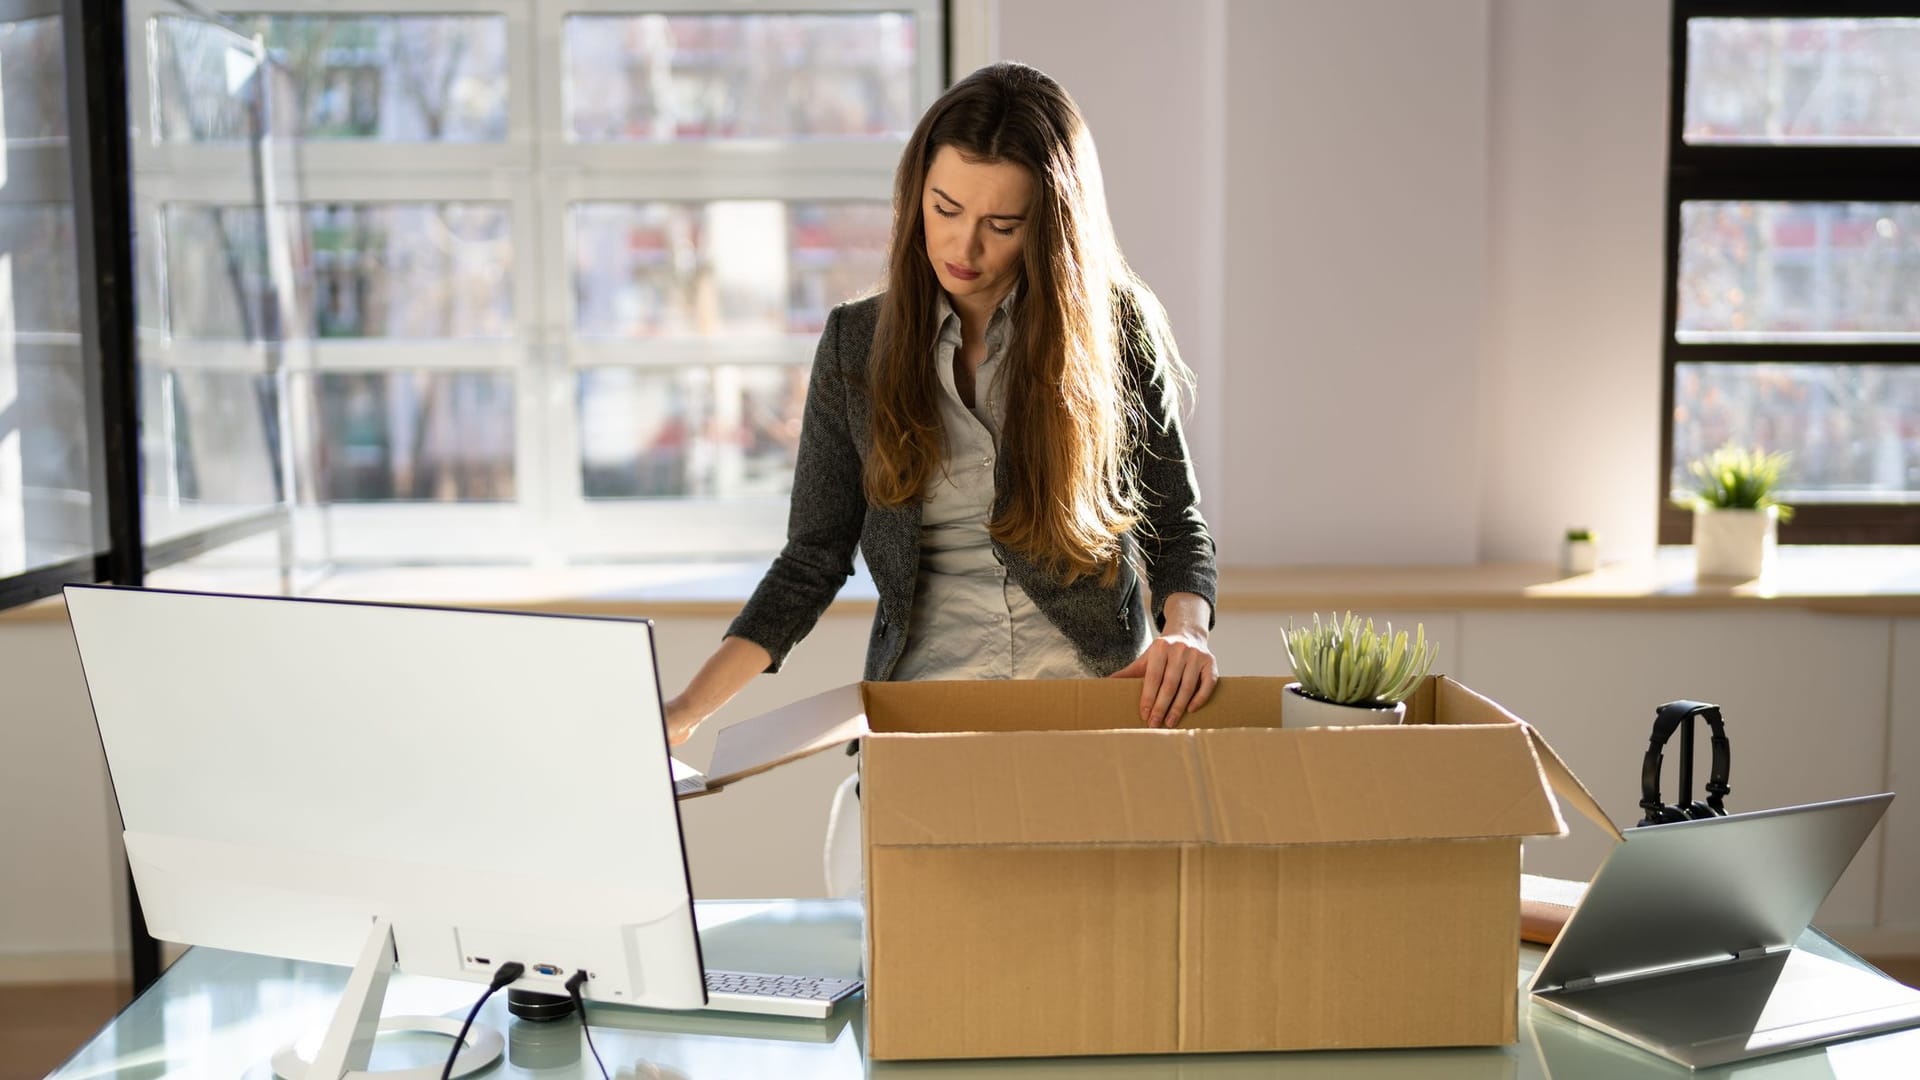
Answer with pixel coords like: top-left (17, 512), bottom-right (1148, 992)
top-left (1280, 612), bottom-right (1438, 727)
top-left (1562, 528), bottom-right (1598, 576)
top-left (1677, 444), bottom-right (1793, 581)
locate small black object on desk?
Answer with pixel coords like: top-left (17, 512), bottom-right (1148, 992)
top-left (508, 988), bottom-right (576, 1022)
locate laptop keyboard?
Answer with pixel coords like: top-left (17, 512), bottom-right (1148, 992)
top-left (703, 969), bottom-right (863, 1018)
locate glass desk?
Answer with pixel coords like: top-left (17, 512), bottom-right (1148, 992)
top-left (51, 900), bottom-right (1920, 1079)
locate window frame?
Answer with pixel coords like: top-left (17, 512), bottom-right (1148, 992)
top-left (1661, 0), bottom-right (1920, 545)
top-left (0, 0), bottom-right (167, 617)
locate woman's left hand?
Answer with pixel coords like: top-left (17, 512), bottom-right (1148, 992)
top-left (1109, 592), bottom-right (1218, 728)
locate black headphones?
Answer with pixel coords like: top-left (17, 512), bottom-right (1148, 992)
top-left (1637, 700), bottom-right (1732, 827)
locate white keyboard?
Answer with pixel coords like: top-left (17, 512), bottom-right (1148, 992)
top-left (703, 969), bottom-right (863, 1018)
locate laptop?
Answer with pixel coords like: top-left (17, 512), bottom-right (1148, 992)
top-left (1528, 793), bottom-right (1920, 1069)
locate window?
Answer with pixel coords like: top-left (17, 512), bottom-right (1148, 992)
top-left (1663, 4), bottom-right (1920, 543)
top-left (0, 1), bottom-right (122, 611)
top-left (130, 0), bottom-right (942, 568)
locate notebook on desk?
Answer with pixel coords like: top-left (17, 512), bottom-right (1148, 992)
top-left (1528, 793), bottom-right (1920, 1069)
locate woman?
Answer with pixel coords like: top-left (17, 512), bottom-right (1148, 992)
top-left (665, 61), bottom-right (1217, 746)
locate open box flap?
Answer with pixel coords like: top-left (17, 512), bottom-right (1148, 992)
top-left (703, 683), bottom-right (866, 792)
top-left (1431, 677), bottom-right (1621, 841)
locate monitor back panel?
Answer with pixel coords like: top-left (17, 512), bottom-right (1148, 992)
top-left (66, 586), bottom-right (703, 1006)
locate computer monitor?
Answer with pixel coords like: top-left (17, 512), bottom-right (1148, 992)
top-left (64, 585), bottom-right (706, 1079)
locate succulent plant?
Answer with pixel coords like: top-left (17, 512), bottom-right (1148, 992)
top-left (1282, 612), bottom-right (1438, 708)
top-left (1679, 444), bottom-right (1794, 522)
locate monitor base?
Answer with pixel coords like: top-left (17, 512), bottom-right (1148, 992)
top-left (268, 916), bottom-right (504, 1080)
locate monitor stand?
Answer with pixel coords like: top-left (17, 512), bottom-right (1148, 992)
top-left (269, 917), bottom-right (504, 1080)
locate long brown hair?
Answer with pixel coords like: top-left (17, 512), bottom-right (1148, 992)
top-left (864, 62), bottom-right (1189, 585)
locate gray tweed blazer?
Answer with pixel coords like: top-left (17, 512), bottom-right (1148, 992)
top-left (727, 293), bottom-right (1217, 680)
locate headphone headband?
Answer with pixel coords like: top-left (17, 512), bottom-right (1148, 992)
top-left (1639, 700), bottom-right (1732, 825)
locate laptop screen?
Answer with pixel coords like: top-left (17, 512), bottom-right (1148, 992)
top-left (1531, 793), bottom-right (1892, 994)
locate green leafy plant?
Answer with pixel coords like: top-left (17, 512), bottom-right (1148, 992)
top-left (1565, 528), bottom-right (1593, 542)
top-left (1282, 612), bottom-right (1438, 708)
top-left (1677, 443), bottom-right (1794, 521)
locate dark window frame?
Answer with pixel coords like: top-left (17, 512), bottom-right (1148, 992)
top-left (0, 0), bottom-right (291, 619)
top-left (1661, 0), bottom-right (1920, 544)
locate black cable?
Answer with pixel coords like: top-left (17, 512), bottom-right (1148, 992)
top-left (565, 969), bottom-right (611, 1080)
top-left (441, 961), bottom-right (523, 1080)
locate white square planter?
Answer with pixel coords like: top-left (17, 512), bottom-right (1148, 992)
top-left (1692, 505), bottom-right (1778, 580)
top-left (1561, 538), bottom-right (1598, 576)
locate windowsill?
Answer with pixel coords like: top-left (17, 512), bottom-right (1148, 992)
top-left (285, 545), bottom-right (1920, 616)
top-left (1212, 545), bottom-right (1920, 614)
top-left (301, 560), bottom-right (881, 615)
top-left (5, 546), bottom-right (1919, 625)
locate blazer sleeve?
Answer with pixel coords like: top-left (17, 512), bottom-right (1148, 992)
top-left (726, 304), bottom-right (869, 671)
top-left (1128, 314), bottom-right (1218, 629)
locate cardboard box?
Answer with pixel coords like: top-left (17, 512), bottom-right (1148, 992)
top-left (702, 675), bottom-right (1600, 1061)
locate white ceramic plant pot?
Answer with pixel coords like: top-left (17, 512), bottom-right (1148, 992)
top-left (1692, 505), bottom-right (1777, 581)
top-left (1561, 538), bottom-right (1598, 576)
top-left (1281, 683), bottom-right (1406, 728)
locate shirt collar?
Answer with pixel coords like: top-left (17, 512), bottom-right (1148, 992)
top-left (935, 281), bottom-right (1021, 334)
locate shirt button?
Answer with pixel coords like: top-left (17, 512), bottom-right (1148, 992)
top-left (980, 457), bottom-right (992, 469)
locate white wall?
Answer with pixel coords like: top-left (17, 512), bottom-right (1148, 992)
top-left (1481, 0), bottom-right (1671, 563)
top-left (1000, 0), bottom-right (1672, 566)
top-left (0, 616), bottom-right (126, 981)
top-left (995, 0), bottom-right (1229, 536)
top-left (1223, 0), bottom-right (1492, 563)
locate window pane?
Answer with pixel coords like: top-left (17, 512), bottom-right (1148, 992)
top-left (307, 204), bottom-right (512, 339)
top-left (1, 15), bottom-right (69, 144)
top-left (150, 15), bottom-right (263, 143)
top-left (573, 201), bottom-right (888, 338)
top-left (579, 365), bottom-right (805, 498)
top-left (2, 204), bottom-right (88, 576)
top-left (153, 13), bottom-right (507, 143)
top-left (564, 13), bottom-right (916, 142)
top-left (307, 372), bottom-right (514, 502)
top-left (1685, 18), bottom-right (1920, 145)
top-left (144, 369), bottom-right (281, 505)
top-left (3, 354), bottom-right (92, 575)
top-left (1672, 363), bottom-right (1920, 502)
top-left (167, 203), bottom-right (512, 341)
top-left (1678, 202), bottom-right (1920, 342)
top-left (0, 206), bottom-right (80, 334)
top-left (163, 205), bottom-right (276, 340)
